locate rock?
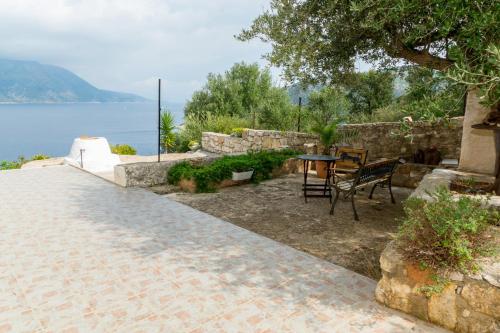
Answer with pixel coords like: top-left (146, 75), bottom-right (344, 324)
top-left (428, 284), bottom-right (458, 330)
top-left (456, 296), bottom-right (500, 333)
top-left (379, 241), bottom-right (404, 275)
top-left (460, 282), bottom-right (500, 318)
top-left (377, 239), bottom-right (500, 333)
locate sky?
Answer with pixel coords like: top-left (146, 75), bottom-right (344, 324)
top-left (0, 0), bottom-right (277, 103)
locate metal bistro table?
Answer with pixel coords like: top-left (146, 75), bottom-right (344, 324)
top-left (298, 154), bottom-right (339, 203)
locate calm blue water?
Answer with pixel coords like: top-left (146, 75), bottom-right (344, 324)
top-left (0, 102), bottom-right (184, 161)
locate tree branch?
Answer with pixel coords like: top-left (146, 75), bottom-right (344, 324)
top-left (386, 38), bottom-right (454, 71)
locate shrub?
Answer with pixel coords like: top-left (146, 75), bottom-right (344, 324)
top-left (230, 127), bottom-right (246, 137)
top-left (110, 144), bottom-right (137, 155)
top-left (160, 110), bottom-right (176, 153)
top-left (0, 156), bottom-right (26, 170)
top-left (0, 160), bottom-right (22, 170)
top-left (397, 187), bottom-right (499, 272)
top-left (31, 154), bottom-right (50, 160)
top-left (179, 114), bottom-right (251, 148)
top-left (167, 149), bottom-right (297, 192)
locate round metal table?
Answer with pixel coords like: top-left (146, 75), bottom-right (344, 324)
top-left (297, 154), bottom-right (339, 203)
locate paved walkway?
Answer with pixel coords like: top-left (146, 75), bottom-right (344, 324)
top-left (0, 166), bottom-right (447, 332)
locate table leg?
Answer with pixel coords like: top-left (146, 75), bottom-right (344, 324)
top-left (324, 161), bottom-right (332, 202)
top-left (303, 160), bottom-right (309, 203)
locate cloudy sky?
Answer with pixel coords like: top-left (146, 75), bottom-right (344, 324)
top-left (0, 0), bottom-right (276, 102)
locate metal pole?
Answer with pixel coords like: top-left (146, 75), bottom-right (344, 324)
top-left (158, 78), bottom-right (161, 163)
top-left (297, 97), bottom-right (302, 132)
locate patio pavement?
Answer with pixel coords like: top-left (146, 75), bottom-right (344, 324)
top-left (0, 166), bottom-right (448, 332)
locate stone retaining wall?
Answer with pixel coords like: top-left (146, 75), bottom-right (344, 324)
top-left (114, 154), bottom-right (219, 187)
top-left (201, 129), bottom-right (319, 154)
top-left (339, 117), bottom-right (463, 160)
top-left (376, 241), bottom-right (499, 333)
top-left (392, 163), bottom-right (439, 188)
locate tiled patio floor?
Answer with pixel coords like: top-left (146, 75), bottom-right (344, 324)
top-left (0, 166), bottom-right (448, 332)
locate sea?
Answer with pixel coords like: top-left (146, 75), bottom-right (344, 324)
top-left (0, 102), bottom-right (185, 161)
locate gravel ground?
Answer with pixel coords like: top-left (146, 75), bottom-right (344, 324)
top-left (160, 173), bottom-right (412, 280)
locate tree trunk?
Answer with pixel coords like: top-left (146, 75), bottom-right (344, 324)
top-left (458, 90), bottom-right (499, 179)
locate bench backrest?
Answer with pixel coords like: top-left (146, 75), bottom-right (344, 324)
top-left (356, 158), bottom-right (399, 185)
top-left (334, 147), bottom-right (368, 169)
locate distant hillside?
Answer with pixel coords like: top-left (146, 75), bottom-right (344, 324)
top-left (0, 59), bottom-right (147, 103)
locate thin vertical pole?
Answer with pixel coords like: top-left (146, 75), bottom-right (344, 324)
top-left (158, 78), bottom-right (161, 163)
top-left (297, 97), bottom-right (302, 132)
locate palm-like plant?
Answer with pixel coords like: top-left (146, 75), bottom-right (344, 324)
top-left (160, 110), bottom-right (176, 153)
top-left (312, 122), bottom-right (339, 155)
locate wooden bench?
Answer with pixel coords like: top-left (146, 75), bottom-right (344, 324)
top-left (330, 158), bottom-right (399, 221)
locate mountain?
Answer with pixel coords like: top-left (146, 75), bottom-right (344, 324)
top-left (0, 59), bottom-right (147, 103)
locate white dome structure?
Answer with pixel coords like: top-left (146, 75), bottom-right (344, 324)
top-left (64, 137), bottom-right (121, 173)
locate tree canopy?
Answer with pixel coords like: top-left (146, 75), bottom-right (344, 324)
top-left (184, 62), bottom-right (296, 130)
top-left (239, 0), bottom-right (499, 104)
top-left (346, 70), bottom-right (394, 115)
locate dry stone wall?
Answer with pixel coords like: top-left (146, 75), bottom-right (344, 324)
top-left (338, 117), bottom-right (463, 160)
top-left (201, 129), bottom-right (319, 154)
top-left (114, 154), bottom-right (219, 187)
top-left (376, 241), bottom-right (499, 333)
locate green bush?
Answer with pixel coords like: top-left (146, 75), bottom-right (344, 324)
top-left (31, 154), bottom-right (50, 161)
top-left (179, 114), bottom-right (251, 148)
top-left (110, 144), bottom-right (137, 155)
top-left (0, 160), bottom-right (22, 170)
top-left (397, 187), bottom-right (499, 272)
top-left (0, 156), bottom-right (27, 170)
top-left (167, 149), bottom-right (297, 192)
top-left (231, 127), bottom-right (246, 137)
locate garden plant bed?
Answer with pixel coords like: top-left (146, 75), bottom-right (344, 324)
top-left (166, 150), bottom-right (301, 193)
top-left (450, 177), bottom-right (494, 195)
top-left (162, 173), bottom-right (413, 280)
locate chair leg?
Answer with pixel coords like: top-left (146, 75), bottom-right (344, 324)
top-left (330, 189), bottom-right (340, 216)
top-left (388, 180), bottom-right (396, 204)
top-left (368, 183), bottom-right (377, 199)
top-left (351, 192), bottom-right (359, 221)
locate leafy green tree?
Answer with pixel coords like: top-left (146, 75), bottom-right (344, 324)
top-left (307, 86), bottom-right (350, 129)
top-left (184, 62), bottom-right (293, 129)
top-left (400, 66), bottom-right (465, 120)
top-left (239, 0), bottom-right (499, 105)
top-left (345, 71), bottom-right (394, 115)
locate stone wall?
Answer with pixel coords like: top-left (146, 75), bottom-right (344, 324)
top-left (202, 129), bottom-right (319, 154)
top-left (338, 117), bottom-right (464, 160)
top-left (376, 241), bottom-right (499, 333)
top-left (114, 154), bottom-right (219, 187)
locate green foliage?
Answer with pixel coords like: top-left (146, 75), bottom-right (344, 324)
top-left (180, 114), bottom-right (251, 147)
top-left (0, 156), bottom-right (37, 170)
top-left (307, 86), bottom-right (350, 128)
top-left (346, 66), bottom-right (465, 124)
top-left (167, 150), bottom-right (297, 192)
top-left (418, 275), bottom-right (450, 298)
top-left (240, 0), bottom-right (499, 105)
top-left (0, 159), bottom-right (23, 170)
top-left (312, 123), bottom-right (339, 155)
top-left (346, 71), bottom-right (395, 115)
top-left (184, 62), bottom-right (294, 131)
top-left (231, 127), bottom-right (246, 137)
top-left (398, 187), bottom-right (499, 272)
top-left (160, 109), bottom-right (176, 153)
top-left (31, 154), bottom-right (50, 161)
top-left (399, 66), bottom-right (465, 121)
top-left (110, 144), bottom-right (137, 155)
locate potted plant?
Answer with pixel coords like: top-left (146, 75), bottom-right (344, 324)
top-left (312, 123), bottom-right (339, 179)
top-left (232, 166), bottom-right (254, 181)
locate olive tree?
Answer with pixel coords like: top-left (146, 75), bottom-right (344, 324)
top-left (238, 0), bottom-right (498, 104)
top-left (239, 0), bottom-right (500, 184)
